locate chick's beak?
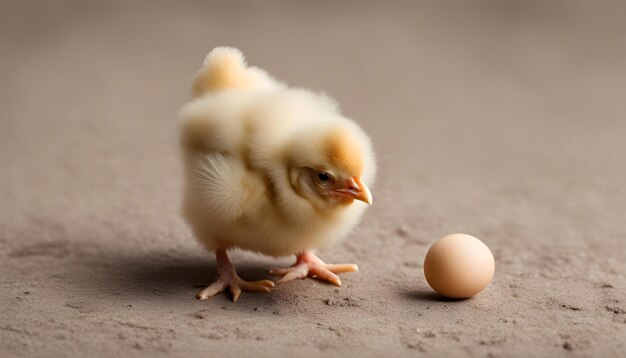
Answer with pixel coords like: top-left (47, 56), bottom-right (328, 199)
top-left (332, 177), bottom-right (373, 205)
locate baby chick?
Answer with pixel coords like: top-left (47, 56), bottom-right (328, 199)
top-left (181, 47), bottom-right (376, 301)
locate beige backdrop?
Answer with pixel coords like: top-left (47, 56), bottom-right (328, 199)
top-left (1, 1), bottom-right (625, 357)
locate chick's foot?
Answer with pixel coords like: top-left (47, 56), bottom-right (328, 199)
top-left (196, 248), bottom-right (275, 302)
top-left (269, 251), bottom-right (358, 287)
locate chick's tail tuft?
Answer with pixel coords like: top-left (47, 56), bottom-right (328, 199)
top-left (192, 46), bottom-right (278, 97)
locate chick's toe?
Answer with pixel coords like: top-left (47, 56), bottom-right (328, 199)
top-left (270, 251), bottom-right (358, 287)
top-left (197, 248), bottom-right (275, 302)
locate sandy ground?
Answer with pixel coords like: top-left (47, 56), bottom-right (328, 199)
top-left (1, 1), bottom-right (626, 357)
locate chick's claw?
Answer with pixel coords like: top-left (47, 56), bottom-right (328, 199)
top-left (196, 249), bottom-right (274, 302)
top-left (270, 251), bottom-right (358, 287)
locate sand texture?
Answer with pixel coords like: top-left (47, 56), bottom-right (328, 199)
top-left (1, 1), bottom-right (625, 357)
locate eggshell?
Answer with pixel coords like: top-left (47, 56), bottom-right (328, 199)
top-left (423, 233), bottom-right (495, 298)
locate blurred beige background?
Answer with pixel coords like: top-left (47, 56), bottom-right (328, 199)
top-left (1, 1), bottom-right (625, 357)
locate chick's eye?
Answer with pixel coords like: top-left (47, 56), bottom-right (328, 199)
top-left (316, 172), bottom-right (332, 183)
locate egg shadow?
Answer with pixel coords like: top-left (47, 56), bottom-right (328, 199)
top-left (403, 288), bottom-right (470, 302)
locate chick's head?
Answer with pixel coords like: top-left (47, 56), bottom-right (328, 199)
top-left (286, 120), bottom-right (376, 211)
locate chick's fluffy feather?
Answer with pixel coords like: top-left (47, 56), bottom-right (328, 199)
top-left (181, 47), bottom-right (376, 257)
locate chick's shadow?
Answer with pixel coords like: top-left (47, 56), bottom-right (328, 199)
top-left (97, 250), bottom-right (288, 304)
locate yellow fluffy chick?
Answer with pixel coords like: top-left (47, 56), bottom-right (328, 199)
top-left (181, 47), bottom-right (376, 301)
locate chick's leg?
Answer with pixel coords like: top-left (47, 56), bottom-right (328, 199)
top-left (196, 248), bottom-right (275, 302)
top-left (269, 251), bottom-right (358, 287)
